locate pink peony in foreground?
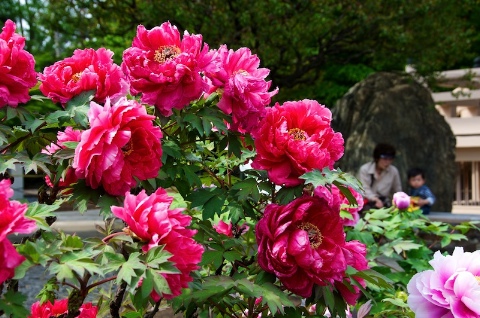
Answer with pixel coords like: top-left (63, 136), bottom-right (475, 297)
top-left (0, 19), bottom-right (37, 108)
top-left (0, 179), bottom-right (37, 284)
top-left (112, 188), bottom-right (204, 299)
top-left (122, 22), bottom-right (218, 116)
top-left (29, 299), bottom-right (98, 318)
top-left (207, 45), bottom-right (278, 133)
top-left (39, 48), bottom-right (128, 107)
top-left (251, 99), bottom-right (344, 187)
top-left (393, 192), bottom-right (410, 210)
top-left (256, 194), bottom-right (361, 298)
top-left (73, 97), bottom-right (163, 196)
top-left (407, 247), bottom-right (480, 317)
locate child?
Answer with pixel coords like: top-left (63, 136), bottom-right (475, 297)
top-left (407, 168), bottom-right (435, 215)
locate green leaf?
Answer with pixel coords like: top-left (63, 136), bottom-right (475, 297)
top-left (391, 240), bottom-right (423, 254)
top-left (62, 141), bottom-right (79, 149)
top-left (162, 140), bottom-right (183, 159)
top-left (184, 114), bottom-right (203, 136)
top-left (70, 180), bottom-right (101, 213)
top-left (0, 290), bottom-right (30, 318)
top-left (0, 157), bottom-right (20, 174)
top-left (260, 283), bottom-right (294, 315)
top-left (97, 194), bottom-right (118, 217)
top-left (232, 178), bottom-right (260, 202)
top-left (117, 252), bottom-right (146, 285)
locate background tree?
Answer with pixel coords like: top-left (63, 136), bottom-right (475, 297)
top-left (3, 0), bottom-right (480, 106)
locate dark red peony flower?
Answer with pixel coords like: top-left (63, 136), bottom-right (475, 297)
top-left (251, 99), bottom-right (344, 187)
top-left (0, 19), bottom-right (37, 108)
top-left (256, 194), bottom-right (349, 297)
top-left (73, 97), bottom-right (162, 196)
top-left (39, 48), bottom-right (128, 107)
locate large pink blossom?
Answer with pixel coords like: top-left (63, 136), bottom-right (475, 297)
top-left (207, 45), bottom-right (278, 133)
top-left (0, 19), bottom-right (37, 108)
top-left (251, 99), bottom-right (344, 187)
top-left (111, 188), bottom-right (204, 299)
top-left (29, 299), bottom-right (98, 318)
top-left (39, 48), bottom-right (128, 107)
top-left (73, 97), bottom-right (162, 196)
top-left (0, 179), bottom-right (37, 284)
top-left (256, 195), bottom-right (351, 298)
top-left (43, 127), bottom-right (82, 190)
top-left (407, 247), bottom-right (480, 318)
top-left (122, 22), bottom-right (218, 117)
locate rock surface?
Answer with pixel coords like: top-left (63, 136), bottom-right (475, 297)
top-left (331, 72), bottom-right (456, 212)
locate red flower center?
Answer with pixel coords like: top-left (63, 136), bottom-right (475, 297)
top-left (297, 222), bottom-right (323, 248)
top-left (288, 128), bottom-right (306, 141)
top-left (71, 72), bottom-right (82, 82)
top-left (154, 45), bottom-right (181, 63)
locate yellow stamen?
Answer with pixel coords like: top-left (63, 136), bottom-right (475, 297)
top-left (297, 222), bottom-right (323, 248)
top-left (289, 128), bottom-right (306, 141)
top-left (71, 72), bottom-right (82, 82)
top-left (154, 45), bottom-right (181, 63)
top-left (476, 276), bottom-right (480, 284)
top-left (122, 140), bottom-right (134, 156)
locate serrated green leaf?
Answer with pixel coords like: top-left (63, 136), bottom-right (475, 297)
top-left (117, 252), bottom-right (146, 285)
top-left (260, 283), bottom-right (294, 315)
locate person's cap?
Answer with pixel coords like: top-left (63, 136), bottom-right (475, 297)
top-left (379, 154), bottom-right (395, 159)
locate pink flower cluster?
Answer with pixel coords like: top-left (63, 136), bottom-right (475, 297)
top-left (207, 45), bottom-right (278, 133)
top-left (39, 47), bottom-right (128, 107)
top-left (407, 247), bottom-right (480, 317)
top-left (255, 189), bottom-right (368, 303)
top-left (29, 299), bottom-right (97, 318)
top-left (252, 99), bottom-right (344, 187)
top-left (0, 20), bottom-right (37, 108)
top-left (73, 98), bottom-right (163, 196)
top-left (0, 179), bottom-right (36, 284)
top-left (112, 188), bottom-right (204, 299)
top-left (122, 22), bottom-right (217, 117)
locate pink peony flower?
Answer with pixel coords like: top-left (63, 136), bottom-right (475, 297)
top-left (122, 22), bottom-right (217, 117)
top-left (29, 299), bottom-right (98, 318)
top-left (256, 195), bottom-right (350, 297)
top-left (207, 45), bottom-right (278, 133)
top-left (393, 192), bottom-right (410, 210)
top-left (251, 99), bottom-right (344, 187)
top-left (112, 188), bottom-right (204, 299)
top-left (213, 220), bottom-right (233, 237)
top-left (0, 19), bottom-right (37, 108)
top-left (39, 48), bottom-right (128, 107)
top-left (73, 97), bottom-right (162, 196)
top-left (43, 127), bottom-right (82, 190)
top-left (407, 247), bottom-right (480, 318)
top-left (0, 179), bottom-right (37, 284)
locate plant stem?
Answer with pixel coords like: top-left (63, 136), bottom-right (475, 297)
top-left (110, 281), bottom-right (127, 318)
top-left (86, 276), bottom-right (117, 292)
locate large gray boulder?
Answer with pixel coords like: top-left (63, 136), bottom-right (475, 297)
top-left (331, 72), bottom-right (456, 212)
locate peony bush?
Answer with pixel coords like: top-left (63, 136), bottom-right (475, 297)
top-left (0, 18), bottom-right (478, 318)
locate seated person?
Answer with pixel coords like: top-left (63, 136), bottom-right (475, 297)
top-left (358, 143), bottom-right (402, 209)
top-left (407, 167), bottom-right (435, 215)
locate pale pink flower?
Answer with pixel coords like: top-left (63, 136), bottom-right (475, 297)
top-left (407, 247), bottom-right (480, 317)
top-left (73, 97), bottom-right (162, 196)
top-left (213, 220), bottom-right (233, 237)
top-left (39, 48), bottom-right (128, 107)
top-left (0, 179), bottom-right (36, 284)
top-left (122, 22), bottom-right (218, 116)
top-left (393, 192), bottom-right (410, 210)
top-left (0, 19), bottom-right (37, 108)
top-left (252, 99), bottom-right (344, 187)
top-left (112, 188), bottom-right (204, 299)
top-left (207, 45), bottom-right (278, 133)
top-left (29, 299), bottom-right (98, 318)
